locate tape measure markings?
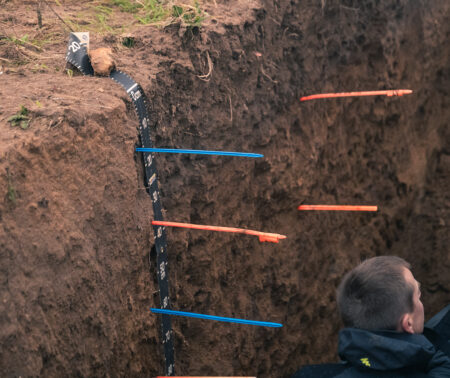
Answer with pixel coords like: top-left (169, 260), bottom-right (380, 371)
top-left (66, 32), bottom-right (175, 376)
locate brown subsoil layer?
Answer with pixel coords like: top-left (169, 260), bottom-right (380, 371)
top-left (1, 0), bottom-right (449, 377)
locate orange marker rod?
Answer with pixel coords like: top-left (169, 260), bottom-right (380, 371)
top-left (300, 89), bottom-right (413, 102)
top-left (152, 220), bottom-right (286, 243)
top-left (298, 205), bottom-right (378, 212)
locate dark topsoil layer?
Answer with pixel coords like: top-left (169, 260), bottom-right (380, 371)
top-left (0, 0), bottom-right (449, 377)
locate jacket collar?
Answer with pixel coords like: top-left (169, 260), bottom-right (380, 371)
top-left (338, 327), bottom-right (436, 371)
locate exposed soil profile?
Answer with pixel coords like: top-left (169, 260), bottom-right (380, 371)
top-left (0, 0), bottom-right (449, 377)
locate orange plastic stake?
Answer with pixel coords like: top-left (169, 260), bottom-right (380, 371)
top-left (152, 220), bottom-right (286, 243)
top-left (298, 205), bottom-right (378, 212)
top-left (300, 89), bottom-right (413, 102)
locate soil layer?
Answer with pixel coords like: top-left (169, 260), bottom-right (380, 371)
top-left (0, 0), bottom-right (449, 377)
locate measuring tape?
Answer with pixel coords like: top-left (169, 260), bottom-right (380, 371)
top-left (66, 32), bottom-right (175, 375)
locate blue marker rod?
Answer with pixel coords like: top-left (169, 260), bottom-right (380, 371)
top-left (150, 308), bottom-right (282, 328)
top-left (136, 147), bottom-right (263, 158)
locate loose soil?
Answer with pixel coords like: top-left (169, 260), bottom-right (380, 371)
top-left (0, 0), bottom-right (449, 377)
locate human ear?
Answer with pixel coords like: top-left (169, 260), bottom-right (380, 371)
top-left (400, 313), bottom-right (414, 334)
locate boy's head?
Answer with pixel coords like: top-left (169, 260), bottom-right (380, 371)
top-left (337, 256), bottom-right (424, 333)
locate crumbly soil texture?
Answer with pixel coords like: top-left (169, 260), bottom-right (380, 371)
top-left (1, 0), bottom-right (449, 377)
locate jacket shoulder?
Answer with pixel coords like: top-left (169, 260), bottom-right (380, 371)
top-left (426, 304), bottom-right (450, 340)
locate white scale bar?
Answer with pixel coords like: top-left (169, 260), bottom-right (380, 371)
top-left (127, 83), bottom-right (138, 93)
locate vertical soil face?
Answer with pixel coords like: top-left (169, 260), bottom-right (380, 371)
top-left (0, 0), bottom-right (449, 377)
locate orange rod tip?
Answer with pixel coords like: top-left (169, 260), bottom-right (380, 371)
top-left (259, 236), bottom-right (278, 243)
top-left (400, 89), bottom-right (413, 94)
top-left (258, 234), bottom-right (287, 243)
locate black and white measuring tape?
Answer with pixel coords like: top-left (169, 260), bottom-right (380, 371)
top-left (66, 32), bottom-right (174, 375)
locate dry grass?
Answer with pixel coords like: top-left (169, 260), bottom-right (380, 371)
top-left (0, 0), bottom-right (215, 69)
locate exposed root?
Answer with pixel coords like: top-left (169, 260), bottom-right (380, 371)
top-left (260, 66), bottom-right (278, 84)
top-left (197, 51), bottom-right (213, 82)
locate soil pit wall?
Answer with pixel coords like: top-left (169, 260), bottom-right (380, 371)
top-left (1, 0), bottom-right (449, 377)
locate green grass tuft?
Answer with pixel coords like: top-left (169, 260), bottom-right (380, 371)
top-left (136, 0), bottom-right (169, 25)
top-left (122, 36), bottom-right (135, 47)
top-left (110, 0), bottom-right (143, 13)
top-left (63, 1), bottom-right (207, 34)
top-left (8, 105), bottom-right (30, 130)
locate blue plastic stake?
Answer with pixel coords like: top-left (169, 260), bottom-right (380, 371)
top-left (136, 147), bottom-right (263, 158)
top-left (150, 308), bottom-right (282, 328)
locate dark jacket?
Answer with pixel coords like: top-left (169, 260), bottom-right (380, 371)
top-left (292, 306), bottom-right (450, 378)
top-left (335, 327), bottom-right (450, 377)
top-left (424, 304), bottom-right (450, 358)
